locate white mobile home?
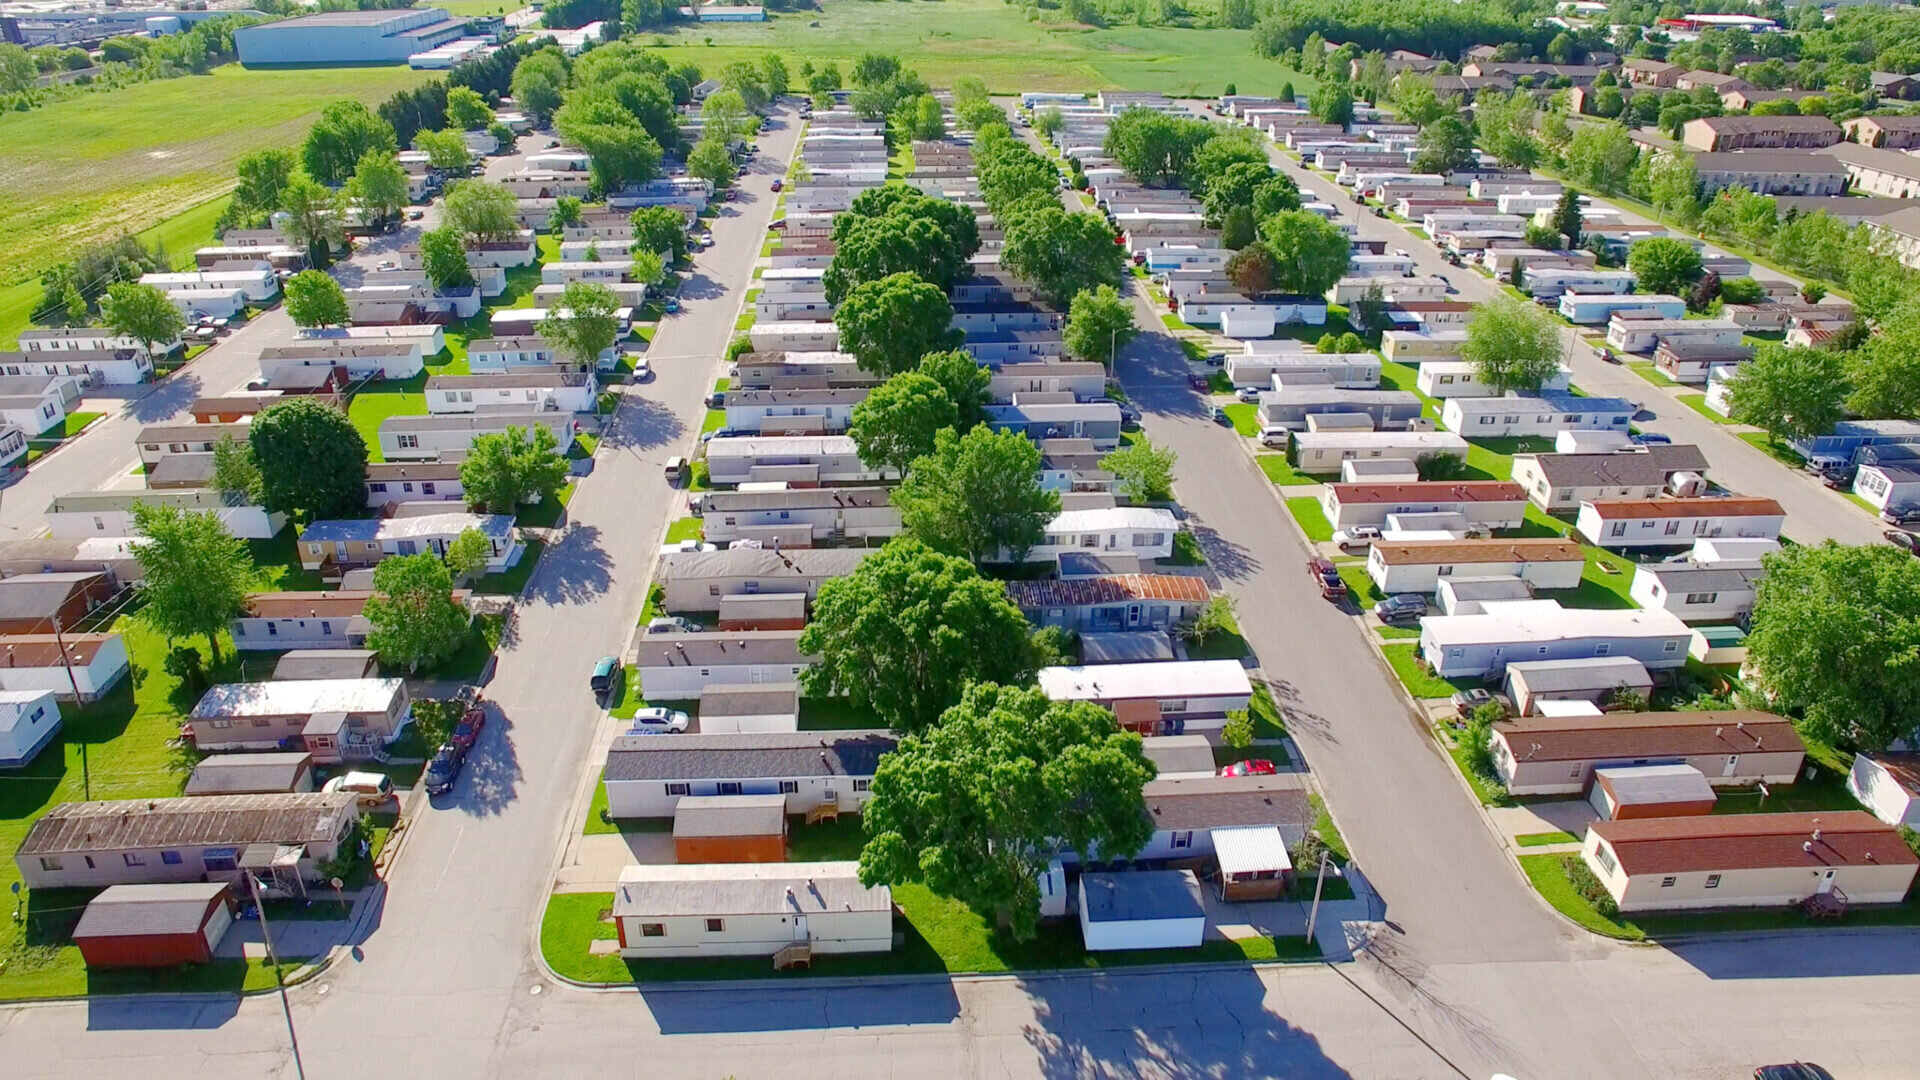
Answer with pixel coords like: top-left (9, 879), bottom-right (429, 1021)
top-left (1576, 498), bottom-right (1786, 549)
top-left (703, 435), bottom-right (892, 487)
top-left (45, 490), bottom-right (284, 541)
top-left (1226, 350), bottom-right (1381, 390)
top-left (1419, 600), bottom-right (1693, 678)
top-left (1606, 317), bottom-right (1745, 355)
top-left (1559, 293), bottom-right (1687, 325)
top-left (1416, 361), bottom-right (1569, 400)
top-left (611, 861), bottom-right (893, 960)
top-left (1038, 660), bottom-right (1251, 734)
top-left (600, 729), bottom-right (895, 819)
top-left (1628, 562), bottom-right (1763, 623)
top-left (1442, 393), bottom-right (1635, 438)
top-left (1287, 431), bottom-right (1468, 474)
top-left (1366, 538), bottom-right (1586, 595)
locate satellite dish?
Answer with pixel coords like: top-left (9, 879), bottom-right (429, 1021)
top-left (330, 877), bottom-right (344, 890)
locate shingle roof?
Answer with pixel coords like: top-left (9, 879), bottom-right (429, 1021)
top-left (1081, 870), bottom-right (1205, 923)
top-left (184, 753), bottom-right (315, 796)
top-left (603, 730), bottom-right (896, 783)
top-left (1329, 481), bottom-right (1528, 505)
top-left (1529, 445), bottom-right (1709, 488)
top-left (1591, 811), bottom-right (1915, 875)
top-left (71, 883), bottom-right (231, 939)
top-left (19, 793), bottom-right (356, 855)
top-left (1823, 142), bottom-right (1920, 183)
top-left (657, 547), bottom-right (870, 581)
top-left (0, 572), bottom-right (105, 622)
top-left (1636, 563), bottom-right (1763, 592)
top-left (0, 632), bottom-right (118, 668)
top-left (1491, 710), bottom-right (1801, 763)
top-left (243, 591), bottom-right (374, 619)
top-left (1142, 774), bottom-right (1313, 832)
top-left (1583, 497), bottom-right (1785, 519)
top-left (1692, 115), bottom-right (1841, 135)
top-left (1003, 574), bottom-right (1211, 609)
top-left (1370, 538), bottom-right (1583, 566)
top-left (636, 630), bottom-right (809, 670)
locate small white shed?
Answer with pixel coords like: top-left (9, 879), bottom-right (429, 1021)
top-left (1078, 870), bottom-right (1207, 952)
top-left (0, 688), bottom-right (60, 768)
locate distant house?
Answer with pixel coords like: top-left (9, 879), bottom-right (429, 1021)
top-left (1681, 114), bottom-right (1842, 152)
top-left (1488, 710), bottom-right (1803, 795)
top-left (1003, 574), bottom-right (1211, 633)
top-left (1847, 753), bottom-right (1920, 830)
top-left (0, 632), bottom-right (130, 700)
top-left (15, 792), bottom-right (360, 891)
top-left (703, 435), bottom-right (891, 486)
top-left (723, 388), bottom-right (869, 435)
top-left (655, 548), bottom-right (870, 613)
top-left (1689, 151), bottom-right (1848, 197)
top-left (1575, 497), bottom-right (1786, 549)
top-left (1624, 58), bottom-right (1684, 88)
top-left (600, 729), bottom-right (896, 819)
top-left (695, 487), bottom-right (899, 547)
top-left (187, 678), bottom-right (411, 763)
top-left (1038, 660), bottom-right (1252, 735)
top-left (16, 327), bottom-right (179, 362)
top-left (1510, 444), bottom-right (1710, 510)
top-left (1029, 507), bottom-right (1179, 563)
top-left (1225, 349), bottom-right (1381, 390)
top-left (1366, 538), bottom-right (1585, 596)
top-left (1582, 812), bottom-right (1917, 914)
top-left (634, 630), bottom-right (812, 702)
top-left (365, 461), bottom-right (465, 508)
top-left (1420, 600), bottom-right (1693, 678)
top-left (258, 342), bottom-right (424, 381)
top-left (0, 571), bottom-right (115, 635)
top-left (1628, 562), bottom-right (1763, 623)
top-left (1320, 481), bottom-right (1529, 531)
top-left (297, 513), bottom-right (519, 572)
top-left (185, 752), bottom-right (318, 796)
top-left (1845, 115), bottom-right (1920, 151)
top-left (611, 861), bottom-right (890, 962)
top-left (377, 412), bottom-right (574, 462)
top-left (1288, 431), bottom-right (1468, 474)
top-left (230, 591), bottom-right (378, 652)
top-left (45, 490), bottom-right (285, 541)
top-left (1502, 656), bottom-right (1654, 717)
top-left (1442, 392), bottom-right (1634, 438)
top-left (70, 883), bottom-right (236, 969)
top-left (1821, 142), bottom-right (1920, 199)
top-left (425, 370), bottom-right (597, 415)
top-left (0, 688), bottom-right (61, 768)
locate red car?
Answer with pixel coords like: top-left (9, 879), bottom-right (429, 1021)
top-left (450, 703), bottom-right (485, 751)
top-left (1307, 557), bottom-right (1347, 600)
top-left (1218, 759), bottom-right (1278, 777)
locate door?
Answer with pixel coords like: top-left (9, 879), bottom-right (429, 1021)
top-left (1722, 754), bottom-right (1739, 777)
top-left (1817, 869), bottom-right (1837, 895)
top-left (1127, 603), bottom-right (1142, 627)
top-left (792, 915), bottom-right (808, 941)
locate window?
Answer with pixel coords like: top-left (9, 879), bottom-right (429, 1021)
top-left (1081, 534), bottom-right (1099, 548)
top-left (853, 778), bottom-right (871, 792)
top-left (1663, 520), bottom-right (1679, 536)
top-left (1594, 643), bottom-right (1610, 656)
top-left (1610, 522), bottom-right (1627, 538)
top-left (718, 782), bottom-right (742, 795)
top-left (666, 782), bottom-right (690, 796)
top-left (640, 922), bottom-right (666, 937)
top-left (422, 482), bottom-right (437, 496)
top-left (162, 851), bottom-right (182, 865)
top-left (397, 435), bottom-right (419, 449)
top-left (321, 621), bottom-right (332, 636)
top-left (123, 852), bottom-right (145, 867)
top-left (1159, 700), bottom-right (1188, 713)
top-left (1705, 874), bottom-right (1721, 889)
top-left (252, 717), bottom-right (272, 727)
top-left (403, 483), bottom-right (415, 493)
top-left (459, 391), bottom-right (473, 403)
top-left (369, 482), bottom-right (388, 493)
top-left (1663, 640), bottom-right (1680, 653)
top-left (37, 856), bottom-right (60, 872)
top-left (1684, 592), bottom-right (1717, 605)
top-left (709, 585), bottom-right (721, 596)
top-left (705, 918), bottom-right (725, 932)
top-left (1479, 415), bottom-right (1496, 426)
top-left (1437, 565), bottom-right (1453, 577)
top-left (1660, 876), bottom-right (1676, 888)
top-left (209, 719), bottom-right (232, 729)
top-left (779, 780), bottom-right (798, 793)
top-left (1592, 843), bottom-right (1617, 874)
top-left (169, 443), bottom-right (187, 454)
top-left (1170, 831), bottom-right (1193, 850)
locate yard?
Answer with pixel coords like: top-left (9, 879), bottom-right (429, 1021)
top-left (1677, 393), bottom-right (1737, 425)
top-left (472, 538), bottom-right (544, 596)
top-left (1536, 546), bottom-right (1640, 611)
top-left (1285, 496), bottom-right (1333, 542)
top-left (797, 697), bottom-right (887, 730)
top-left (1381, 643), bottom-right (1463, 700)
top-left (1220, 402), bottom-right (1259, 437)
top-left (1256, 454), bottom-right (1314, 486)
top-left (1738, 432), bottom-right (1807, 469)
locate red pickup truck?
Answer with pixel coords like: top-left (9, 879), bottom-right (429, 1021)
top-left (1306, 557), bottom-right (1347, 600)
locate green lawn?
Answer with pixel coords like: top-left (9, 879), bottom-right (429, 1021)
top-left (1439, 723), bottom-right (1517, 808)
top-left (1514, 830), bottom-right (1580, 847)
top-left (1738, 432), bottom-right (1807, 469)
top-left (472, 538), bottom-right (543, 596)
top-left (1245, 682), bottom-right (1286, 739)
top-left (541, 884), bottom-right (1316, 986)
top-left (55, 412), bottom-right (103, 439)
top-left (700, 409), bottom-right (727, 435)
top-left (514, 481), bottom-right (577, 530)
top-left (1286, 496), bottom-right (1333, 542)
top-left (1677, 393), bottom-right (1737, 425)
top-left (1625, 360), bottom-right (1681, 388)
top-left (1519, 854), bottom-right (1645, 940)
top-left (1220, 402), bottom-right (1259, 437)
top-left (1537, 546), bottom-right (1639, 611)
top-left (1462, 436), bottom-right (1555, 482)
top-left (797, 697), bottom-right (887, 730)
top-left (583, 771), bottom-right (677, 835)
top-left (247, 530), bottom-right (325, 593)
top-left (1164, 531), bottom-right (1207, 566)
top-left (1334, 562), bottom-right (1380, 606)
top-left (1376, 360), bottom-right (1441, 420)
top-left (663, 517), bottom-right (704, 545)
top-left (1, 64), bottom-right (432, 330)
top-left (1256, 454), bottom-right (1315, 486)
top-left (1381, 643), bottom-right (1459, 700)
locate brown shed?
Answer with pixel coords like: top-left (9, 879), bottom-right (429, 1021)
top-left (671, 793), bottom-right (788, 864)
top-left (1589, 764), bottom-right (1717, 820)
top-left (716, 591), bottom-right (807, 631)
top-left (71, 882), bottom-right (235, 969)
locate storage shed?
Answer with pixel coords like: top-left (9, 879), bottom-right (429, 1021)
top-left (70, 883), bottom-right (235, 968)
top-left (716, 592), bottom-right (808, 631)
top-left (1589, 764), bottom-right (1717, 820)
top-left (672, 794), bottom-right (789, 863)
top-left (1078, 870), bottom-right (1207, 951)
top-left (1504, 657), bottom-right (1655, 716)
top-left (184, 752), bottom-right (317, 796)
top-left (697, 683), bottom-right (800, 734)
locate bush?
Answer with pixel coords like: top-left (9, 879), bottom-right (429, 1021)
top-left (411, 698), bottom-right (464, 747)
top-left (1221, 708), bottom-right (1254, 750)
top-left (1562, 854), bottom-right (1618, 917)
top-left (1417, 451), bottom-right (1468, 481)
top-left (1460, 704), bottom-right (1505, 788)
top-left (726, 336), bottom-right (754, 361)
top-left (164, 646), bottom-right (207, 696)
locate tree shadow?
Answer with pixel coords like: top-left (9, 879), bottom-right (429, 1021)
top-left (601, 394), bottom-right (685, 454)
top-left (443, 700), bottom-right (520, 818)
top-left (522, 522), bottom-right (614, 606)
top-left (1019, 967), bottom-right (1358, 1080)
top-left (1183, 520), bottom-right (1259, 582)
top-left (675, 272), bottom-right (729, 302)
top-left (122, 369), bottom-right (204, 424)
top-left (640, 977), bottom-right (962, 1034)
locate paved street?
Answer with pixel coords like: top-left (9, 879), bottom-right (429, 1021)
top-left (1252, 135), bottom-right (1885, 546)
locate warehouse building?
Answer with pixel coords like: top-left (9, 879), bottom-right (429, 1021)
top-left (235, 9), bottom-right (466, 66)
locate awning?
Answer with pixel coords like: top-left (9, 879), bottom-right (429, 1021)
top-left (1213, 825), bottom-right (1292, 878)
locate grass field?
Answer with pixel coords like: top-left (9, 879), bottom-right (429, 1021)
top-left (635, 0), bottom-right (1314, 95)
top-left (1285, 496), bottom-right (1332, 542)
top-left (0, 64), bottom-right (430, 333)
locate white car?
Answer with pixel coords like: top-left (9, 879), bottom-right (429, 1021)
top-left (322, 772), bottom-right (395, 806)
top-left (1393, 248), bottom-right (1411, 259)
top-left (628, 707), bottom-right (691, 734)
top-left (660, 539), bottom-right (718, 554)
top-left (631, 356), bottom-right (651, 381)
top-left (699, 231), bottom-right (715, 248)
top-left (1332, 525), bottom-right (1383, 551)
top-left (645, 616), bottom-right (698, 635)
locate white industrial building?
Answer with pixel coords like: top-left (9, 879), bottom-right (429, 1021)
top-left (235, 8), bottom-right (466, 65)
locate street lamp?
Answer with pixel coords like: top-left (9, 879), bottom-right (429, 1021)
top-left (1302, 850), bottom-right (1333, 948)
top-left (245, 873), bottom-right (308, 1080)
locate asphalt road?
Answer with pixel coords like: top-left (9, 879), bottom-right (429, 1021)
top-left (1246, 129), bottom-right (1885, 546)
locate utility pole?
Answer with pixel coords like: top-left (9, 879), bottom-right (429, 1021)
top-left (246, 873), bottom-right (308, 1080)
top-left (51, 618), bottom-right (88, 800)
top-left (1303, 850), bottom-right (1332, 947)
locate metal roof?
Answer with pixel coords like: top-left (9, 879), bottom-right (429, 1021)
top-left (71, 883), bottom-right (231, 940)
top-left (185, 753), bottom-right (315, 796)
top-left (1080, 870), bottom-right (1205, 923)
top-left (1212, 825), bottom-right (1293, 877)
top-left (19, 793), bottom-right (356, 856)
top-left (613, 861), bottom-right (890, 917)
top-left (191, 678), bottom-right (404, 720)
top-left (1039, 660), bottom-right (1251, 703)
top-left (636, 630), bottom-right (809, 671)
top-left (1505, 657), bottom-right (1653, 693)
top-left (1004, 574), bottom-right (1209, 609)
top-left (299, 513), bottom-right (513, 544)
top-left (604, 730), bottom-right (896, 783)
top-left (1593, 764), bottom-right (1716, 807)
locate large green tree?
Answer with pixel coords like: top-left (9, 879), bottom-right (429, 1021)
top-left (847, 372), bottom-right (956, 475)
top-left (1101, 437), bottom-right (1177, 503)
top-left (283, 270), bottom-right (349, 329)
top-left (303, 100), bottom-right (398, 186)
top-left (412, 128), bottom-right (473, 173)
top-left (510, 48), bottom-right (567, 124)
top-left (279, 176), bottom-right (346, 269)
top-left (1462, 294), bottom-right (1569, 394)
top-left (1259, 210), bottom-right (1351, 297)
top-left (1225, 242), bottom-right (1278, 298)
top-left (1845, 300), bottom-right (1920, 420)
top-left (446, 85), bottom-right (494, 131)
top-left (232, 148), bottom-right (298, 221)
top-left (364, 552), bottom-right (471, 673)
top-left (797, 540), bottom-right (1039, 732)
top-left (459, 424), bottom-right (570, 512)
top-left (441, 179), bottom-right (519, 243)
top-left (1201, 160), bottom-right (1277, 225)
top-left (858, 682), bottom-right (1157, 941)
top-left (686, 135), bottom-right (736, 188)
top-left (540, 281), bottom-right (623, 370)
top-left (1564, 122), bottom-right (1638, 195)
top-left (1726, 344), bottom-right (1850, 446)
top-left (629, 205), bottom-right (688, 264)
top-left (825, 214), bottom-right (962, 303)
top-left (129, 501), bottom-right (253, 664)
top-left (1747, 543), bottom-right (1920, 751)
top-left (1062, 285), bottom-right (1137, 366)
top-left (1102, 108), bottom-right (1214, 186)
top-left (349, 150), bottom-right (411, 229)
top-left (1627, 236), bottom-right (1704, 297)
top-left (834, 273), bottom-right (961, 377)
top-left (251, 398), bottom-right (369, 520)
top-left (916, 350), bottom-right (992, 432)
top-left (555, 97), bottom-right (663, 192)
top-left (893, 425), bottom-right (1059, 565)
top-left (419, 225), bottom-right (476, 291)
top-left (999, 207), bottom-right (1124, 306)
top-left (100, 283), bottom-right (185, 363)
top-left (1412, 115), bottom-right (1476, 174)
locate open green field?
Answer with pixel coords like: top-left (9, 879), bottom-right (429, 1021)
top-left (0, 64), bottom-right (430, 293)
top-left (638, 0), bottom-right (1314, 95)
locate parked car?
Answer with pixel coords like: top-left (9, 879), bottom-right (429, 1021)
top-left (1628, 432), bottom-right (1671, 446)
top-left (698, 231), bottom-right (715, 248)
top-left (1450, 688), bottom-right (1498, 717)
top-left (771, 178), bottom-right (783, 191)
top-left (632, 356), bottom-right (651, 381)
top-left (451, 705), bottom-right (485, 751)
top-left (1372, 594), bottom-right (1428, 622)
top-left (1307, 557), bottom-right (1346, 599)
top-left (424, 744), bottom-right (463, 796)
top-left (664, 297), bottom-right (680, 313)
top-left (663, 455), bottom-right (686, 484)
top-left (589, 655), bottom-right (620, 698)
top-left (1202, 352), bottom-right (1226, 368)
top-left (1208, 404), bottom-right (1233, 426)
top-left (322, 772), bottom-right (394, 806)
top-left (1754, 1066), bottom-right (1834, 1080)
top-left (1235, 387), bottom-right (1262, 403)
top-left (1392, 248), bottom-right (1410, 259)
top-left (1886, 530), bottom-right (1920, 556)
top-left (629, 706), bottom-right (691, 734)
top-left (1218, 759), bottom-right (1278, 777)
top-left (1881, 506), bottom-right (1920, 526)
top-left (407, 209), bottom-right (425, 220)
top-left (1187, 372), bottom-right (1210, 391)
top-left (661, 539), bottom-right (718, 554)
top-left (724, 188), bottom-right (738, 201)
top-left (1332, 525), bottom-right (1382, 552)
top-left (646, 616), bottom-right (699, 634)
